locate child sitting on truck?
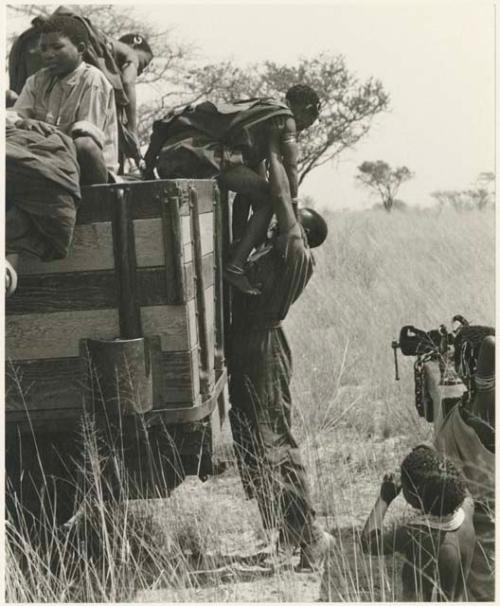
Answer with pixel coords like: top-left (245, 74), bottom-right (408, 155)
top-left (356, 445), bottom-right (475, 601)
top-left (8, 14), bottom-right (119, 181)
top-left (5, 15), bottom-right (119, 293)
top-left (8, 6), bottom-right (153, 166)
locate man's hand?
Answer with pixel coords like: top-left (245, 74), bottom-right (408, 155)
top-left (16, 119), bottom-right (58, 136)
top-left (380, 472), bottom-right (402, 504)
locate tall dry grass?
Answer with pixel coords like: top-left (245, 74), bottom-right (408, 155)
top-left (5, 206), bottom-right (495, 602)
top-left (288, 206), bottom-right (494, 440)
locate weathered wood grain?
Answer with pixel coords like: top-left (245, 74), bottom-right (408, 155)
top-left (6, 271), bottom-right (120, 314)
top-left (134, 218), bottom-right (166, 267)
top-left (6, 347), bottom-right (201, 415)
top-left (181, 213), bottom-right (214, 256)
top-left (17, 222), bottom-right (115, 275)
top-left (78, 180), bottom-right (216, 225)
top-left (184, 253), bottom-right (214, 300)
top-left (140, 305), bottom-right (190, 352)
top-left (6, 309), bottom-right (120, 360)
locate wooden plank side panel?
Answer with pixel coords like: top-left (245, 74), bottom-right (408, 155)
top-left (6, 357), bottom-right (87, 412)
top-left (152, 348), bottom-right (199, 407)
top-left (134, 218), bottom-right (166, 268)
top-left (6, 346), bottom-right (201, 415)
top-left (181, 213), bottom-right (214, 258)
top-left (6, 271), bottom-right (120, 314)
top-left (205, 284), bottom-right (215, 368)
top-left (178, 180), bottom-right (217, 216)
top-left (17, 222), bottom-right (115, 275)
top-left (5, 309), bottom-right (120, 360)
top-left (78, 180), bottom-right (215, 225)
top-left (141, 305), bottom-right (190, 352)
top-left (6, 268), bottom-right (180, 315)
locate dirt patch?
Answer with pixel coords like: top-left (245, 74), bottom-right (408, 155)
top-left (133, 430), bottom-right (414, 602)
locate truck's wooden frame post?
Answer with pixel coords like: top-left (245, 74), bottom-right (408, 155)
top-left (213, 185), bottom-right (225, 372)
top-left (189, 184), bottom-right (213, 397)
top-left (112, 186), bottom-right (142, 339)
top-left (161, 185), bottom-right (186, 305)
top-left (219, 186), bottom-right (232, 357)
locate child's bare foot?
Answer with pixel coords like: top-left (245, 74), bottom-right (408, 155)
top-left (224, 264), bottom-right (261, 295)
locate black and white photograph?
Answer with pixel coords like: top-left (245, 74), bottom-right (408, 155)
top-left (3, 0), bottom-right (495, 602)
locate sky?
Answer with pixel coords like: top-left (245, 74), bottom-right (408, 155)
top-left (4, 0), bottom-right (496, 211)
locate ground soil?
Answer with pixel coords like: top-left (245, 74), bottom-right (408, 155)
top-left (133, 430), bottom-right (416, 602)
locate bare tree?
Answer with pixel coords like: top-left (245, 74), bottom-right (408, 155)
top-left (356, 161), bottom-right (413, 211)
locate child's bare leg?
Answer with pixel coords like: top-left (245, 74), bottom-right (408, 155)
top-left (74, 136), bottom-right (108, 185)
top-left (219, 166), bottom-right (273, 294)
top-left (232, 193), bottom-right (251, 242)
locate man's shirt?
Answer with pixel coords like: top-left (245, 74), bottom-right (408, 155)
top-left (9, 62), bottom-right (118, 172)
top-left (231, 223), bottom-right (314, 331)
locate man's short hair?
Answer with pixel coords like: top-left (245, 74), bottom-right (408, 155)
top-left (286, 84), bottom-right (321, 118)
top-left (401, 445), bottom-right (467, 516)
top-left (119, 33), bottom-right (153, 58)
top-left (36, 15), bottom-right (89, 47)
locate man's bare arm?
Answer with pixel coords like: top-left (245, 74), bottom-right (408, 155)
top-left (268, 131), bottom-right (296, 234)
top-left (279, 116), bottom-right (299, 200)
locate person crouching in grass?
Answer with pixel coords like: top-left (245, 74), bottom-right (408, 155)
top-left (360, 445), bottom-right (475, 601)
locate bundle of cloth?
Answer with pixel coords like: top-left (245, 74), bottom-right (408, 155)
top-left (6, 124), bottom-right (81, 261)
top-left (144, 98), bottom-right (293, 178)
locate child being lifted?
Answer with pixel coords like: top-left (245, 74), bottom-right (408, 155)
top-left (145, 85), bottom-right (321, 294)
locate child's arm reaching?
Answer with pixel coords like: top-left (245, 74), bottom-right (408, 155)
top-left (361, 472), bottom-right (409, 556)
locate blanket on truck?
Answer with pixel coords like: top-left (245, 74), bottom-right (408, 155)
top-left (6, 125), bottom-right (81, 261)
top-left (145, 98), bottom-right (293, 177)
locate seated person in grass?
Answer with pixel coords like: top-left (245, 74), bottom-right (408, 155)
top-left (434, 326), bottom-right (495, 601)
top-left (144, 85), bottom-right (321, 294)
top-left (5, 15), bottom-right (119, 294)
top-left (358, 445), bottom-right (475, 602)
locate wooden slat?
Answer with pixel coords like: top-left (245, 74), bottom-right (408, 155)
top-left (79, 183), bottom-right (161, 224)
top-left (6, 347), bottom-right (201, 414)
top-left (134, 218), bottom-right (166, 267)
top-left (78, 180), bottom-right (215, 225)
top-left (178, 180), bottom-right (217, 216)
top-left (140, 305), bottom-right (190, 352)
top-left (184, 253), bottom-right (214, 300)
top-left (6, 357), bottom-right (86, 411)
top-left (6, 271), bottom-right (120, 314)
top-left (154, 349), bottom-right (197, 405)
top-left (181, 213), bottom-right (213, 256)
top-left (187, 299), bottom-right (198, 350)
top-left (6, 262), bottom-right (211, 315)
top-left (6, 309), bottom-right (120, 360)
top-left (17, 222), bottom-right (115, 275)
top-left (112, 188), bottom-right (142, 338)
top-left (205, 285), bottom-right (215, 364)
